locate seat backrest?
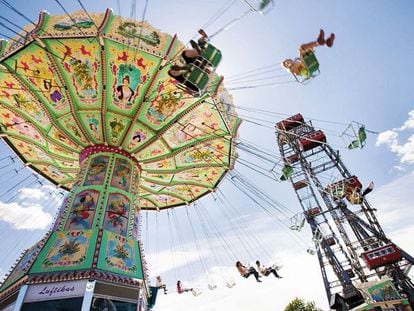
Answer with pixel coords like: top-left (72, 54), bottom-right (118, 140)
top-left (200, 43), bottom-right (222, 69)
top-left (358, 127), bottom-right (367, 143)
top-left (184, 64), bottom-right (210, 91)
top-left (302, 50), bottom-right (320, 75)
top-left (148, 286), bottom-right (158, 308)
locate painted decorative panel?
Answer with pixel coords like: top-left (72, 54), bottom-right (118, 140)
top-left (30, 230), bottom-right (97, 273)
top-left (102, 193), bottom-right (130, 236)
top-left (97, 231), bottom-right (143, 279)
top-left (83, 156), bottom-right (109, 186)
top-left (65, 190), bottom-right (99, 230)
top-left (110, 158), bottom-right (132, 192)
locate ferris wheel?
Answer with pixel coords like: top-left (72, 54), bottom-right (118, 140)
top-left (276, 113), bottom-right (414, 309)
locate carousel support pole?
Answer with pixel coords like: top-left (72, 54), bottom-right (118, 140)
top-left (81, 280), bottom-right (96, 311)
top-left (13, 285), bottom-right (28, 311)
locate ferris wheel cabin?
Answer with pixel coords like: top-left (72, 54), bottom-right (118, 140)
top-left (326, 175), bottom-right (362, 199)
top-left (298, 130), bottom-right (326, 151)
top-left (276, 113), bottom-right (304, 131)
top-left (361, 244), bottom-right (403, 270)
top-left (305, 207), bottom-right (321, 218)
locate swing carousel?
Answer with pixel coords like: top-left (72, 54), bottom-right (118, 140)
top-left (1, 1), bottom-right (412, 311)
top-left (0, 8), bottom-right (240, 310)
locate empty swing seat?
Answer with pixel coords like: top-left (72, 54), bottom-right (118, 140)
top-left (348, 126), bottom-right (368, 149)
top-left (290, 213), bottom-right (305, 231)
top-left (244, 0), bottom-right (274, 14)
top-left (280, 165), bottom-right (294, 181)
top-left (358, 127), bottom-right (367, 146)
top-left (226, 279), bottom-right (236, 288)
top-left (208, 283), bottom-right (217, 290)
top-left (191, 288), bottom-right (202, 296)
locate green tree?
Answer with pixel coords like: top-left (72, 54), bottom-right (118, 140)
top-left (284, 297), bottom-right (324, 311)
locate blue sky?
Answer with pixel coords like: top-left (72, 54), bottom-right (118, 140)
top-left (1, 1), bottom-right (414, 310)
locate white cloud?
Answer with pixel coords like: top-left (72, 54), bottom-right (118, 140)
top-left (391, 165), bottom-right (406, 173)
top-left (19, 188), bottom-right (47, 201)
top-left (376, 130), bottom-right (398, 146)
top-left (18, 185), bottom-right (57, 201)
top-left (400, 111), bottom-right (414, 130)
top-left (369, 171), bottom-right (414, 229)
top-left (0, 201), bottom-right (53, 230)
top-left (376, 110), bottom-right (414, 164)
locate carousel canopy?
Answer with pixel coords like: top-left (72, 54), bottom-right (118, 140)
top-left (0, 9), bottom-right (240, 210)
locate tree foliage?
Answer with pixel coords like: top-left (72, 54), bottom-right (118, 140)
top-left (284, 297), bottom-right (324, 311)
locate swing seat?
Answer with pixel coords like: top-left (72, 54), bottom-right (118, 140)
top-left (347, 140), bottom-right (361, 150)
top-left (289, 212), bottom-right (305, 231)
top-left (280, 165), bottom-right (294, 181)
top-left (199, 43), bottom-right (222, 69)
top-left (290, 218), bottom-right (305, 231)
top-left (208, 283), bottom-right (217, 290)
top-left (307, 248), bottom-right (315, 255)
top-left (244, 0), bottom-right (274, 14)
top-left (342, 122), bottom-right (368, 150)
top-left (191, 288), bottom-right (202, 296)
top-left (347, 127), bottom-right (367, 149)
top-left (226, 279), bottom-right (236, 288)
top-left (302, 51), bottom-right (319, 75)
top-left (358, 127), bottom-right (367, 145)
top-left (271, 264), bottom-right (283, 271)
top-left (293, 50), bottom-right (320, 83)
top-left (176, 64), bottom-right (210, 97)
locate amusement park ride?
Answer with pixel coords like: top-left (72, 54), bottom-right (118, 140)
top-left (0, 7), bottom-right (241, 311)
top-left (0, 1), bottom-right (412, 311)
top-left (276, 113), bottom-right (414, 310)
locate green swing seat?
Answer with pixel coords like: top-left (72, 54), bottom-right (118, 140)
top-left (280, 165), bottom-right (294, 181)
top-left (199, 42), bottom-right (222, 69)
top-left (179, 64), bottom-right (210, 97)
top-left (294, 50), bottom-right (320, 83)
top-left (302, 50), bottom-right (320, 76)
top-left (244, 0), bottom-right (274, 14)
top-left (347, 127), bottom-right (367, 149)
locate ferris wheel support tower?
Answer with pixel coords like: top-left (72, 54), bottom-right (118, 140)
top-left (276, 114), bottom-right (414, 310)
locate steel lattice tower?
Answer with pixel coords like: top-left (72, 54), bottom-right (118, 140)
top-left (276, 114), bottom-right (414, 310)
